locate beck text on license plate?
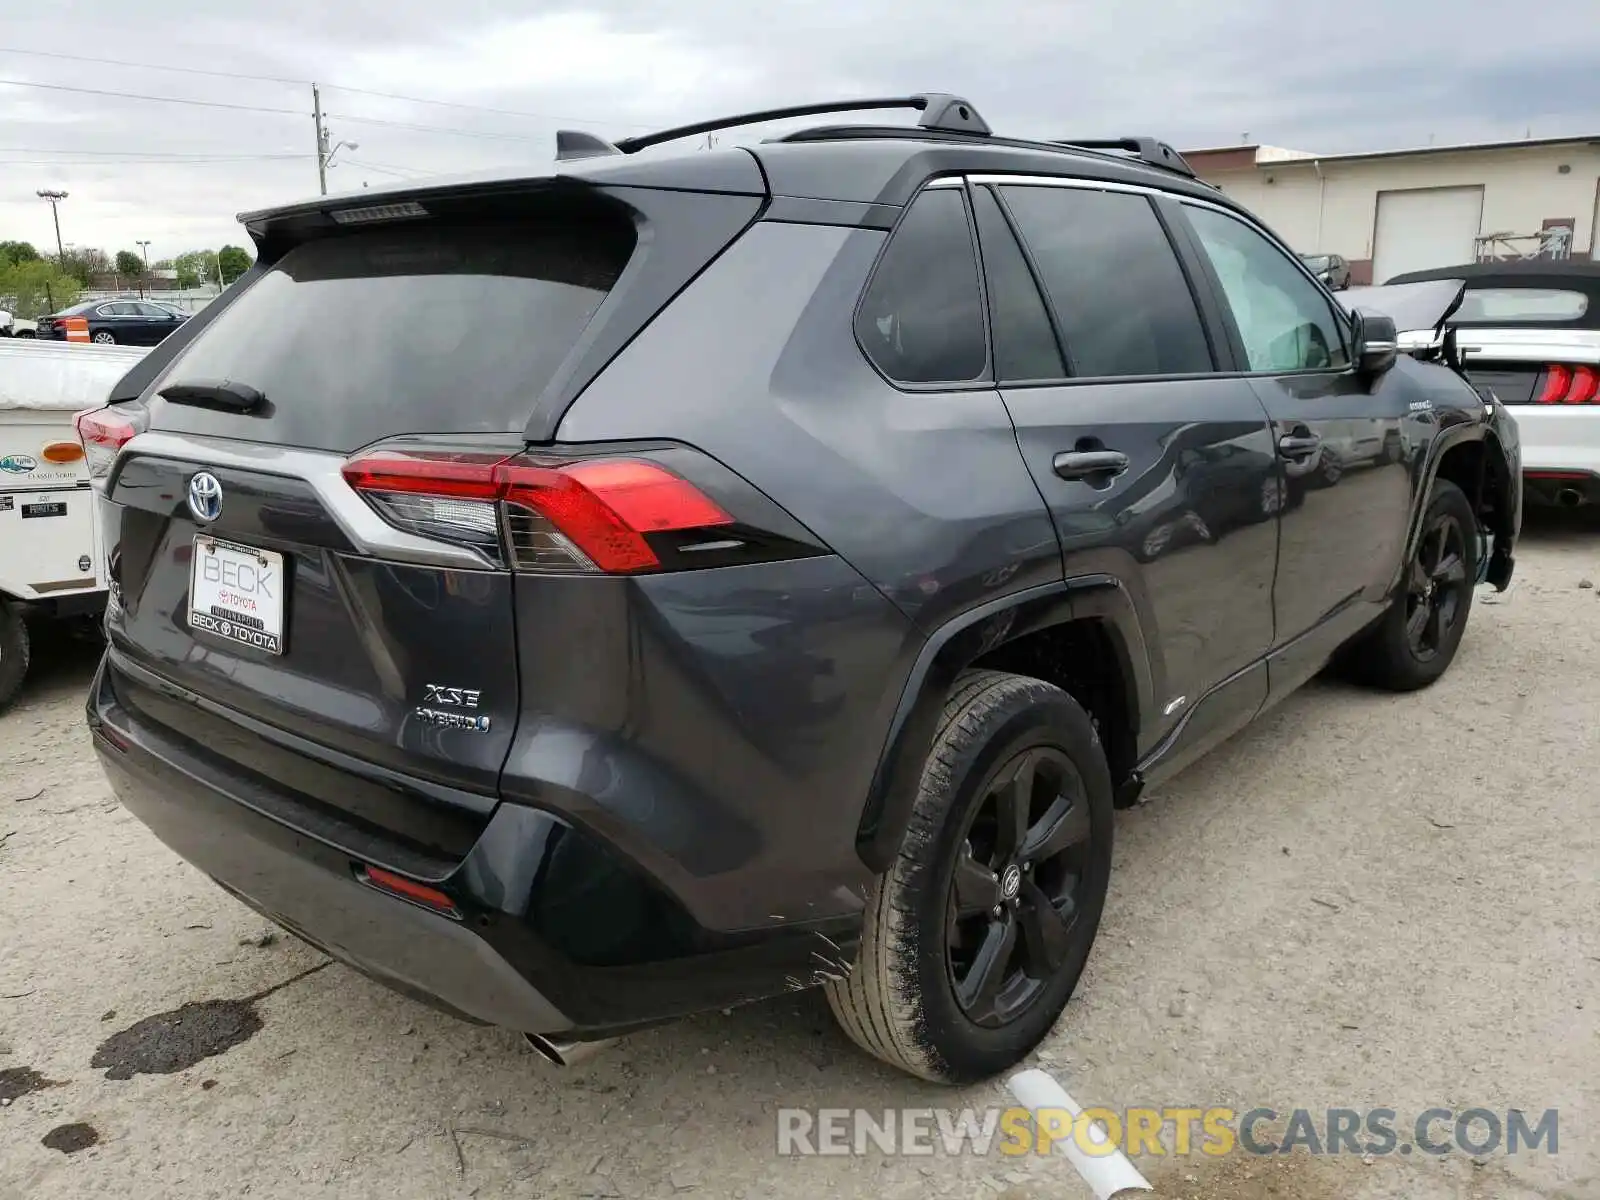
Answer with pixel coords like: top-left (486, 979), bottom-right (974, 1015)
top-left (188, 535), bottom-right (285, 654)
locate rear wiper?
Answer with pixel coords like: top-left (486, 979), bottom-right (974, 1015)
top-left (157, 379), bottom-right (266, 413)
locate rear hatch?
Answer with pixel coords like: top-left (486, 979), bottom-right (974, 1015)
top-left (89, 174), bottom-right (765, 865)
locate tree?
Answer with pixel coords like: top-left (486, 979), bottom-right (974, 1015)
top-left (0, 258), bottom-right (81, 318)
top-left (60, 246), bottom-right (111, 286)
top-left (217, 245), bottom-right (252, 285)
top-left (172, 249), bottom-right (219, 289)
top-left (115, 250), bottom-right (145, 277)
top-left (0, 241), bottom-right (41, 267)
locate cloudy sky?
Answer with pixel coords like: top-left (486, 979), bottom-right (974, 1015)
top-left (3, 0), bottom-right (1597, 261)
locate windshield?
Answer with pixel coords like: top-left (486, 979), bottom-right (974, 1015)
top-left (1300, 256), bottom-right (1332, 271)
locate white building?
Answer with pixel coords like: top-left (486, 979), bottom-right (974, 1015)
top-left (1184, 135), bottom-right (1600, 285)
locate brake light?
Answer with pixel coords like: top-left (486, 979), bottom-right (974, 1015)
top-left (341, 449), bottom-right (733, 574)
top-left (74, 406), bottom-right (145, 478)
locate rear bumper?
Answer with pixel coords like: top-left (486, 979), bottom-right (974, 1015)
top-left (1506, 406), bottom-right (1600, 503)
top-left (87, 653), bottom-right (859, 1038)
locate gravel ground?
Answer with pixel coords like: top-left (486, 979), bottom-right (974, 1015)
top-left (2, 512), bottom-right (1597, 1200)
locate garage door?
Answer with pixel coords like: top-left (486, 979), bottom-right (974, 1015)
top-left (1372, 187), bottom-right (1484, 283)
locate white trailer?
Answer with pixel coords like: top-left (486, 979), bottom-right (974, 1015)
top-left (0, 338), bottom-right (147, 708)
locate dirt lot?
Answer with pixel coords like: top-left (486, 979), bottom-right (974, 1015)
top-left (2, 513), bottom-right (1597, 1200)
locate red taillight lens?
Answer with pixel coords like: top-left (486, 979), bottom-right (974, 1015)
top-left (74, 406), bottom-right (144, 478)
top-left (1565, 366), bottom-right (1599, 406)
top-left (1536, 365), bottom-right (1572, 404)
top-left (341, 450), bottom-right (733, 574)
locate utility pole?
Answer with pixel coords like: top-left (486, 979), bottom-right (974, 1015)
top-left (36, 189), bottom-right (68, 263)
top-left (312, 83), bottom-right (329, 195)
top-left (136, 240), bottom-right (151, 299)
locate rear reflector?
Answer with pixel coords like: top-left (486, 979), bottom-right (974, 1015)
top-left (41, 440), bottom-right (85, 463)
top-left (75, 406), bottom-right (146, 478)
top-left (1535, 364), bottom-right (1600, 405)
top-left (342, 449), bottom-right (733, 574)
top-left (360, 865), bottom-right (459, 916)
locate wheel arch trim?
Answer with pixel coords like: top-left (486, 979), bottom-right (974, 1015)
top-left (855, 575), bottom-right (1153, 873)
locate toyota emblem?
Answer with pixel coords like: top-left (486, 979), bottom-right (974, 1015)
top-left (187, 472), bottom-right (223, 524)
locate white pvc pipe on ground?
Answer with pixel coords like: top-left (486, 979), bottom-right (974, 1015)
top-left (1007, 1068), bottom-right (1152, 1198)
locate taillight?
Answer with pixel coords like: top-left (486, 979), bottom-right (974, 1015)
top-left (1535, 364), bottom-right (1600, 405)
top-left (74, 406), bottom-right (146, 478)
top-left (1566, 366), bottom-right (1599, 406)
top-left (341, 448), bottom-right (735, 574)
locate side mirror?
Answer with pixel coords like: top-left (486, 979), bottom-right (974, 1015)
top-left (1354, 312), bottom-right (1398, 377)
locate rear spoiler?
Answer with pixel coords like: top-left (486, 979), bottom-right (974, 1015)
top-left (1337, 278), bottom-right (1466, 340)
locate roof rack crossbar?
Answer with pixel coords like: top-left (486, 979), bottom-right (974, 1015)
top-left (1052, 137), bottom-right (1196, 178)
top-left (606, 93), bottom-right (990, 155)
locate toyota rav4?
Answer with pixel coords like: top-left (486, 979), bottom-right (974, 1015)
top-left (78, 95), bottom-right (1520, 1083)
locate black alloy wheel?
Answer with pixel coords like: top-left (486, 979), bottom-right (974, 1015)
top-left (1405, 509), bottom-right (1469, 662)
top-left (947, 745), bottom-right (1093, 1029)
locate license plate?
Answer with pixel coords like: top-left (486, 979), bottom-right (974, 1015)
top-left (188, 535), bottom-right (285, 655)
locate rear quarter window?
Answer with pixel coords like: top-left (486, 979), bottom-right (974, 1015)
top-left (144, 214), bottom-right (635, 453)
top-left (1454, 287), bottom-right (1591, 324)
top-left (855, 187), bottom-right (989, 386)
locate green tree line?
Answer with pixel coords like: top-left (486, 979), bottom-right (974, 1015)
top-left (0, 238), bottom-right (253, 317)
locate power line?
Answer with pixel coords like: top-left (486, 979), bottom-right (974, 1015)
top-left (0, 76), bottom-right (305, 116)
top-left (323, 112), bottom-right (546, 142)
top-left (0, 45), bottom-right (306, 86)
top-left (0, 45), bottom-right (657, 129)
top-left (322, 84), bottom-right (654, 130)
top-left (340, 157), bottom-right (429, 178)
top-left (0, 155), bottom-right (310, 165)
top-left (0, 146), bottom-right (306, 159)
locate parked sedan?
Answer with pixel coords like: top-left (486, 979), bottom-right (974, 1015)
top-left (1300, 253), bottom-right (1352, 290)
top-left (36, 299), bottom-right (188, 346)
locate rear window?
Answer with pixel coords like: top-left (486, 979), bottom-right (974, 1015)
top-left (145, 215), bottom-right (635, 452)
top-left (1454, 287), bottom-right (1591, 324)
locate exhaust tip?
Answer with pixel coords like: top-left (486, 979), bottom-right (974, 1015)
top-left (523, 1031), bottom-right (618, 1067)
top-left (1555, 488), bottom-right (1585, 509)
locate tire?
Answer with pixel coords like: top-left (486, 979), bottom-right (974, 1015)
top-left (92, 330), bottom-right (116, 344)
top-left (0, 602), bottom-right (30, 713)
top-left (1344, 479), bottom-right (1476, 691)
top-left (825, 670), bottom-right (1114, 1083)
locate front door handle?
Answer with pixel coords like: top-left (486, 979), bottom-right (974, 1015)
top-left (1053, 450), bottom-right (1130, 481)
top-left (1277, 434), bottom-right (1321, 459)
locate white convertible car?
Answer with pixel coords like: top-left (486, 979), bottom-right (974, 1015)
top-left (1383, 261), bottom-right (1600, 511)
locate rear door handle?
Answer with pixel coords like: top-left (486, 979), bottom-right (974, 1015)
top-left (1277, 434), bottom-right (1321, 459)
top-left (1052, 450), bottom-right (1130, 481)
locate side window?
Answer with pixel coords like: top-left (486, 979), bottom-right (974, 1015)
top-left (856, 187), bottom-right (988, 385)
top-left (1184, 205), bottom-right (1351, 373)
top-left (1000, 185), bottom-right (1214, 378)
top-left (98, 304), bottom-right (130, 317)
top-left (970, 186), bottom-right (1065, 381)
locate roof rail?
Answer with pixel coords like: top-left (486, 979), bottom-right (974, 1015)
top-left (551, 94), bottom-right (991, 162)
top-left (1051, 137), bottom-right (1196, 178)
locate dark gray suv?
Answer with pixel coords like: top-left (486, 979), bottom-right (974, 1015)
top-left (78, 95), bottom-right (1521, 1083)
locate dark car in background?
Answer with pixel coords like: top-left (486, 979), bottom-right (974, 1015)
top-left (36, 298), bottom-right (188, 346)
top-left (1386, 260), bottom-right (1600, 508)
top-left (1300, 253), bottom-right (1352, 290)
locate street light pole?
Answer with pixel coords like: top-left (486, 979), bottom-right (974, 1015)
top-left (312, 83), bottom-right (329, 195)
top-left (36, 190), bottom-right (68, 264)
top-left (136, 240), bottom-right (151, 299)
